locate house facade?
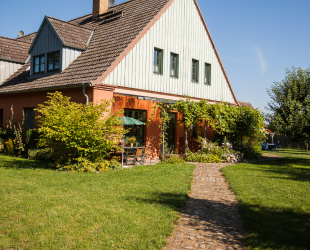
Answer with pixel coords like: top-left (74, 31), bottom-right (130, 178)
top-left (0, 0), bottom-right (238, 158)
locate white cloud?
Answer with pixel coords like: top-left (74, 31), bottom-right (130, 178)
top-left (253, 45), bottom-right (267, 74)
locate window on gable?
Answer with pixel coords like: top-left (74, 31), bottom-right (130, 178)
top-left (34, 54), bottom-right (45, 74)
top-left (170, 53), bottom-right (179, 78)
top-left (48, 51), bottom-right (60, 72)
top-left (24, 108), bottom-right (35, 130)
top-left (154, 48), bottom-right (163, 74)
top-left (204, 63), bottom-right (211, 85)
top-left (0, 109), bottom-right (3, 129)
top-left (192, 59), bottom-right (199, 82)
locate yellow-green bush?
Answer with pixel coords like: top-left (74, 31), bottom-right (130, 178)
top-left (55, 157), bottom-right (122, 172)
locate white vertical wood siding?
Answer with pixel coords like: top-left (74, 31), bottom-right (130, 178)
top-left (0, 61), bottom-right (23, 84)
top-left (31, 21), bottom-right (62, 56)
top-left (103, 0), bottom-right (235, 103)
top-left (62, 47), bottom-right (82, 70)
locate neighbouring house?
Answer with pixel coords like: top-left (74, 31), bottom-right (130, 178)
top-left (0, 0), bottom-right (239, 158)
top-left (238, 101), bottom-right (254, 109)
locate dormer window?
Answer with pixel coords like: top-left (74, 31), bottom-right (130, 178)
top-left (47, 51), bottom-right (60, 72)
top-left (34, 54), bottom-right (45, 74)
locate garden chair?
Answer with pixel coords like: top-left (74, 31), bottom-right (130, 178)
top-left (143, 147), bottom-right (152, 165)
top-left (133, 148), bottom-right (144, 166)
top-left (261, 143), bottom-right (266, 150)
top-left (275, 141), bottom-right (281, 151)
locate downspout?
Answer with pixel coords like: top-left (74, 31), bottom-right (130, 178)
top-left (82, 84), bottom-right (90, 105)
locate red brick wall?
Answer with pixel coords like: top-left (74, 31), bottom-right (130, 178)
top-left (112, 94), bottom-right (162, 159)
top-left (0, 87), bottom-right (92, 128)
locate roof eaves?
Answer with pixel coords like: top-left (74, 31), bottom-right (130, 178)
top-left (0, 83), bottom-right (86, 96)
top-left (63, 44), bottom-right (87, 51)
top-left (0, 57), bottom-right (26, 64)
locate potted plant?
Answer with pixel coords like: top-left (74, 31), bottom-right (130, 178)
top-left (128, 136), bottom-right (136, 148)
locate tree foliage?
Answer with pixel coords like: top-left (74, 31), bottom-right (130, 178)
top-left (36, 92), bottom-right (124, 163)
top-left (266, 67), bottom-right (310, 144)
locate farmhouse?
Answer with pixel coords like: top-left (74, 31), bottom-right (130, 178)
top-left (0, 0), bottom-right (238, 158)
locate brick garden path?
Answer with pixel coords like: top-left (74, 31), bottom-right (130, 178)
top-left (163, 162), bottom-right (246, 250)
top-left (164, 153), bottom-right (283, 250)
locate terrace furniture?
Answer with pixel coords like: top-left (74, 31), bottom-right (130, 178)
top-left (123, 147), bottom-right (145, 165)
top-left (143, 147), bottom-right (152, 165)
top-left (133, 147), bottom-right (152, 166)
top-left (275, 141), bottom-right (281, 151)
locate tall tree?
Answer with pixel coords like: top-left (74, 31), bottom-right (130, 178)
top-left (266, 67), bottom-right (310, 149)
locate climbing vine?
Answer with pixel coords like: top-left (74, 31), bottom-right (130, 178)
top-left (149, 98), bottom-right (265, 155)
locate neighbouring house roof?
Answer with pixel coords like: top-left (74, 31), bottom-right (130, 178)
top-left (238, 101), bottom-right (254, 109)
top-left (16, 32), bottom-right (37, 44)
top-left (0, 0), bottom-right (238, 105)
top-left (0, 36), bottom-right (31, 63)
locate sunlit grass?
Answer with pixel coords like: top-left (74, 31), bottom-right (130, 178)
top-left (0, 155), bottom-right (195, 249)
top-left (223, 150), bottom-right (310, 249)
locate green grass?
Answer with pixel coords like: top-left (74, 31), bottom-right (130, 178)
top-left (0, 155), bottom-right (195, 250)
top-left (222, 149), bottom-right (310, 250)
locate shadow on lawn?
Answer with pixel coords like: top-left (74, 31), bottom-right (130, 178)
top-left (278, 149), bottom-right (310, 156)
top-left (129, 192), bottom-right (310, 249)
top-left (239, 202), bottom-right (310, 250)
top-left (251, 157), bottom-right (310, 182)
top-left (0, 156), bottom-right (53, 170)
top-left (127, 192), bottom-right (246, 247)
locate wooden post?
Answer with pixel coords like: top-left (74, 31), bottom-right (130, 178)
top-left (162, 123), bottom-right (165, 160)
top-left (185, 125), bottom-right (188, 154)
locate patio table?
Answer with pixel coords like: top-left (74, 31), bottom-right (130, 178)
top-left (123, 147), bottom-right (146, 165)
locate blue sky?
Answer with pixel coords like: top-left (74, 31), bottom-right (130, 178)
top-left (1, 0), bottom-right (309, 112)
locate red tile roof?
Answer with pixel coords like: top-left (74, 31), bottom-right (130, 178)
top-left (16, 32), bottom-right (37, 44)
top-left (47, 16), bottom-right (93, 50)
top-left (0, 0), bottom-right (171, 93)
top-left (0, 36), bottom-right (30, 63)
top-left (0, 0), bottom-right (238, 106)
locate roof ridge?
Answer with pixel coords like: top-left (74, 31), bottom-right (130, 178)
top-left (16, 32), bottom-right (37, 39)
top-left (67, 13), bottom-right (92, 22)
top-left (0, 36), bottom-right (31, 45)
top-left (46, 15), bottom-right (94, 31)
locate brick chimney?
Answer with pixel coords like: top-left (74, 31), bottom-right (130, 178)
top-left (93, 0), bottom-right (109, 20)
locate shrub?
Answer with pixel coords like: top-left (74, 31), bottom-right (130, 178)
top-left (186, 151), bottom-right (222, 163)
top-left (36, 92), bottom-right (125, 164)
top-left (198, 141), bottom-right (242, 163)
top-left (161, 156), bottom-right (185, 164)
top-left (28, 148), bottom-right (56, 162)
top-left (234, 143), bottom-right (262, 159)
top-left (55, 157), bottom-right (122, 172)
top-left (3, 139), bottom-right (15, 155)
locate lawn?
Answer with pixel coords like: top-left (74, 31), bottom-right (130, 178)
top-left (0, 155), bottom-right (195, 250)
top-left (222, 149), bottom-right (310, 250)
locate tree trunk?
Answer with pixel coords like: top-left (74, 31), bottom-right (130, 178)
top-left (306, 140), bottom-right (309, 151)
top-left (204, 120), bottom-right (207, 140)
top-left (162, 124), bottom-right (165, 160)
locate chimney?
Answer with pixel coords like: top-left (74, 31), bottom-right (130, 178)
top-left (93, 0), bottom-right (109, 20)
